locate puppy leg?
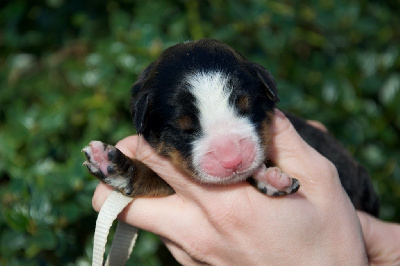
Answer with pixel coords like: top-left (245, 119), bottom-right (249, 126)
top-left (82, 141), bottom-right (173, 197)
top-left (250, 164), bottom-right (300, 196)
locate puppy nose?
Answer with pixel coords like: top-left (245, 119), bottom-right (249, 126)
top-left (213, 139), bottom-right (243, 170)
top-left (219, 154), bottom-right (242, 169)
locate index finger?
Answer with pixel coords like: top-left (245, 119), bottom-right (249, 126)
top-left (270, 109), bottom-right (341, 194)
top-left (115, 135), bottom-right (139, 159)
top-left (114, 134), bottom-right (198, 196)
top-left (134, 135), bottom-right (202, 195)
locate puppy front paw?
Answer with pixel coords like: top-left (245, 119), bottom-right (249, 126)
top-left (251, 165), bottom-right (300, 196)
top-left (82, 141), bottom-right (134, 195)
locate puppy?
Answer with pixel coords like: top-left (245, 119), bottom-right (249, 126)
top-left (83, 39), bottom-right (379, 216)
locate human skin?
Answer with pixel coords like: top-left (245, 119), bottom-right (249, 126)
top-left (92, 109), bottom-right (370, 265)
top-left (357, 211), bottom-right (400, 265)
top-left (308, 121), bottom-right (400, 265)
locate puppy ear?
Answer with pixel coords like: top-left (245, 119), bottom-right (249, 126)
top-left (130, 62), bottom-right (154, 96)
top-left (131, 93), bottom-right (150, 134)
top-left (253, 64), bottom-right (279, 102)
top-left (130, 62), bottom-right (155, 134)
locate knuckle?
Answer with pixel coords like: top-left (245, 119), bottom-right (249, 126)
top-left (324, 159), bottom-right (338, 176)
top-left (91, 183), bottom-right (111, 212)
top-left (204, 193), bottom-right (251, 232)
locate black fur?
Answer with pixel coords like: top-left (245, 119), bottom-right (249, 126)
top-left (130, 39), bottom-right (277, 161)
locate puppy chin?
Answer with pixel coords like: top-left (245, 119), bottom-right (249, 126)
top-left (193, 162), bottom-right (264, 185)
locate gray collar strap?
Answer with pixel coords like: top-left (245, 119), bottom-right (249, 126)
top-left (92, 190), bottom-right (137, 266)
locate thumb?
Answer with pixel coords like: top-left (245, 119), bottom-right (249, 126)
top-left (357, 211), bottom-right (400, 264)
top-left (93, 181), bottom-right (189, 238)
top-left (270, 109), bottom-right (339, 191)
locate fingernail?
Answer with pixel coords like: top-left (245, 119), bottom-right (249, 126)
top-left (274, 108), bottom-right (286, 120)
top-left (272, 108), bottom-right (291, 136)
top-left (135, 135), bottom-right (144, 157)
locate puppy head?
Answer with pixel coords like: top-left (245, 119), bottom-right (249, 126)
top-left (131, 39), bottom-right (278, 184)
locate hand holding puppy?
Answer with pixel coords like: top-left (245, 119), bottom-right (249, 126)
top-left (93, 110), bottom-right (371, 265)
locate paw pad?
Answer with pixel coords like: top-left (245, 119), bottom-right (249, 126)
top-left (82, 141), bottom-right (115, 179)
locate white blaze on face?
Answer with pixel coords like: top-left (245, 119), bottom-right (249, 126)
top-left (186, 71), bottom-right (264, 184)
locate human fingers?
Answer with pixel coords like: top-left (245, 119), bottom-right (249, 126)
top-left (91, 137), bottom-right (206, 238)
top-left (92, 182), bottom-right (113, 212)
top-left (159, 237), bottom-right (201, 265)
top-left (270, 109), bottom-right (340, 193)
top-left (92, 181), bottom-right (197, 238)
top-left (134, 135), bottom-right (205, 195)
top-left (115, 135), bottom-right (139, 159)
top-left (91, 134), bottom-right (207, 236)
top-left (307, 120), bottom-right (328, 132)
top-left (357, 211), bottom-right (400, 265)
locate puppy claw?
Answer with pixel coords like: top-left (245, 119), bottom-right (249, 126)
top-left (277, 177), bottom-right (300, 196)
top-left (251, 165), bottom-right (301, 196)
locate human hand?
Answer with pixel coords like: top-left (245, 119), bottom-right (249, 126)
top-left (357, 211), bottom-right (400, 265)
top-left (308, 120), bottom-right (400, 265)
top-left (92, 110), bottom-right (367, 265)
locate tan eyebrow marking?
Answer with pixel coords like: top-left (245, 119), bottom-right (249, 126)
top-left (177, 115), bottom-right (193, 131)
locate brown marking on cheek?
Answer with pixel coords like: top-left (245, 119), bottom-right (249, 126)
top-left (150, 140), bottom-right (196, 179)
top-left (153, 140), bottom-right (195, 177)
top-left (236, 95), bottom-right (250, 113)
top-left (154, 141), bottom-right (167, 155)
top-left (259, 110), bottom-right (274, 158)
top-left (129, 158), bottom-right (174, 197)
top-left (177, 115), bottom-right (193, 131)
top-left (166, 148), bottom-right (196, 177)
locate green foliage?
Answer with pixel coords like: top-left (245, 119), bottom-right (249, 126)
top-left (1, 0), bottom-right (399, 264)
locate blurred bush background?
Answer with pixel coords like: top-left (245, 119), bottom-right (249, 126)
top-left (1, 0), bottom-right (399, 264)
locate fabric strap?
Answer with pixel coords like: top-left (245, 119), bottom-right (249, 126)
top-left (92, 190), bottom-right (136, 266)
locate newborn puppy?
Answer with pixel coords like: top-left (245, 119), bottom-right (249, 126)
top-left (83, 39), bottom-right (379, 216)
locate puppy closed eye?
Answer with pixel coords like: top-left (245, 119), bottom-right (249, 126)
top-left (235, 95), bottom-right (250, 114)
top-left (177, 115), bottom-right (194, 131)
